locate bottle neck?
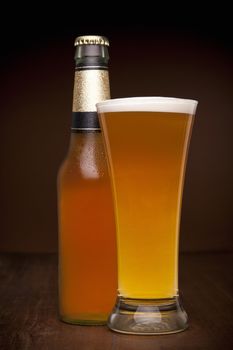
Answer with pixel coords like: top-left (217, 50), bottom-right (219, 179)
top-left (69, 130), bottom-right (101, 150)
top-left (71, 44), bottom-right (110, 133)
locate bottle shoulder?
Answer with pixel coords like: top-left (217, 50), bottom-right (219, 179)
top-left (58, 132), bottom-right (109, 182)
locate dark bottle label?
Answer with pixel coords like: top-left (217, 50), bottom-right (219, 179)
top-left (71, 112), bottom-right (101, 133)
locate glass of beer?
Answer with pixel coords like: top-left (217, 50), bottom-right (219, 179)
top-left (97, 97), bottom-right (198, 335)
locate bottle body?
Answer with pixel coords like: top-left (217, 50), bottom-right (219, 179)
top-left (57, 36), bottom-right (117, 324)
top-left (58, 133), bottom-right (117, 324)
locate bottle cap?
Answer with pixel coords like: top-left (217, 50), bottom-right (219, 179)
top-left (75, 35), bottom-right (109, 47)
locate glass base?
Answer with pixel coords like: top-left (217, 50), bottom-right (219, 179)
top-left (108, 296), bottom-right (188, 335)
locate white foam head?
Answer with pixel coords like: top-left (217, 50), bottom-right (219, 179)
top-left (96, 97), bottom-right (198, 115)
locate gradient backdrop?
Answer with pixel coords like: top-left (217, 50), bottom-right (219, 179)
top-left (0, 7), bottom-right (232, 253)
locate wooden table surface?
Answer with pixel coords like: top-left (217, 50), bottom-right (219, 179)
top-left (0, 252), bottom-right (233, 350)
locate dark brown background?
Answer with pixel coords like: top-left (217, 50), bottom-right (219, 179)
top-left (0, 5), bottom-right (232, 253)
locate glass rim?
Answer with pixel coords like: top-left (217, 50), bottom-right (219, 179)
top-left (96, 96), bottom-right (198, 115)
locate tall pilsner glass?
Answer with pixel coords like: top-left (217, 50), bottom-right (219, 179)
top-left (97, 97), bottom-right (198, 335)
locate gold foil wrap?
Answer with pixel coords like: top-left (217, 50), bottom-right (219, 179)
top-left (72, 70), bottom-right (110, 112)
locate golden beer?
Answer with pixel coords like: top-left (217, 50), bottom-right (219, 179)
top-left (97, 97), bottom-right (197, 334)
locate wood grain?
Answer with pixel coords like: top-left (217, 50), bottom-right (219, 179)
top-left (0, 253), bottom-right (233, 350)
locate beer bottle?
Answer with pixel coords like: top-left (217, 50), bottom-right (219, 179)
top-left (57, 35), bottom-right (117, 325)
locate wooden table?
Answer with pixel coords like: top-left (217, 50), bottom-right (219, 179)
top-left (0, 253), bottom-right (233, 349)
